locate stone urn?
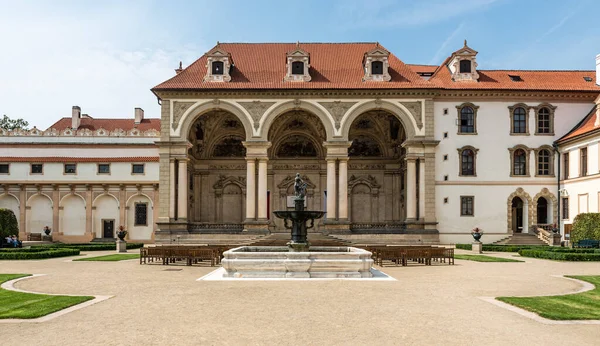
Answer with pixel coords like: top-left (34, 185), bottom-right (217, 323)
top-left (117, 229), bottom-right (127, 241)
top-left (471, 228), bottom-right (482, 242)
top-left (44, 226), bottom-right (51, 236)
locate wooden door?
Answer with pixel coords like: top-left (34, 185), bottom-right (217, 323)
top-left (103, 220), bottom-right (114, 238)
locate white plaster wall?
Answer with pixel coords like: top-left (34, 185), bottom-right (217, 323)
top-left (126, 195), bottom-right (153, 240)
top-left (27, 194), bottom-right (53, 234)
top-left (0, 146), bottom-right (158, 157)
top-left (0, 194), bottom-right (20, 229)
top-left (93, 195), bottom-right (119, 238)
top-left (0, 162), bottom-right (159, 182)
top-left (564, 140), bottom-right (599, 179)
top-left (59, 195), bottom-right (86, 236)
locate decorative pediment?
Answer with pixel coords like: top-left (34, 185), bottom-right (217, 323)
top-left (348, 174), bottom-right (381, 189)
top-left (448, 40), bottom-right (479, 82)
top-left (277, 174), bottom-right (316, 189)
top-left (287, 48), bottom-right (310, 58)
top-left (95, 128), bottom-right (108, 136)
top-left (76, 128), bottom-right (93, 136)
top-left (213, 175), bottom-right (246, 190)
top-left (284, 43), bottom-right (311, 82)
top-left (365, 47), bottom-right (390, 57)
top-left (363, 44), bottom-right (391, 82)
top-left (204, 44), bottom-right (232, 83)
top-left (110, 128), bottom-right (126, 136)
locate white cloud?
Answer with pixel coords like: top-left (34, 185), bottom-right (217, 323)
top-left (0, 1), bottom-right (207, 129)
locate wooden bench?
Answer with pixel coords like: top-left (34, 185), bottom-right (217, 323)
top-left (140, 245), bottom-right (230, 266)
top-left (574, 239), bottom-right (600, 248)
top-left (27, 233), bottom-right (42, 241)
top-left (361, 245), bottom-right (455, 267)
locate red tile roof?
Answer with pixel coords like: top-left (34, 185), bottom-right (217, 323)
top-left (429, 68), bottom-right (599, 91)
top-left (557, 105), bottom-right (600, 143)
top-left (152, 42), bottom-right (430, 90)
top-left (46, 116), bottom-right (161, 131)
top-left (0, 157), bottom-right (158, 162)
top-left (407, 64), bottom-right (438, 74)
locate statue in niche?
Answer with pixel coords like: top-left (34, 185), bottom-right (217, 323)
top-left (277, 135), bottom-right (317, 158)
top-left (349, 136), bottom-right (382, 157)
top-left (212, 137), bottom-right (246, 157)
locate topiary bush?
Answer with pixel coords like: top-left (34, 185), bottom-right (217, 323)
top-left (0, 248), bottom-right (80, 260)
top-left (0, 208), bottom-right (19, 239)
top-left (571, 213), bottom-right (600, 243)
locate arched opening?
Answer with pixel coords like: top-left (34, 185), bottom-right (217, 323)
top-left (127, 195), bottom-right (154, 241)
top-left (269, 110), bottom-right (326, 230)
top-left (347, 110), bottom-right (406, 230)
top-left (27, 194), bottom-right (53, 235)
top-left (511, 197), bottom-right (524, 233)
top-left (536, 197), bottom-right (548, 225)
top-left (59, 195), bottom-right (86, 236)
top-left (94, 194), bottom-right (119, 239)
top-left (0, 194), bottom-right (20, 229)
top-left (187, 110), bottom-right (247, 229)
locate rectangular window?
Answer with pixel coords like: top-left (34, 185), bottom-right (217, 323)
top-left (513, 114), bottom-right (526, 133)
top-left (134, 203), bottom-right (148, 226)
top-left (563, 153), bottom-right (569, 179)
top-left (562, 197), bottom-right (569, 220)
top-left (31, 164), bottom-right (43, 174)
top-left (580, 147), bottom-right (587, 177)
top-left (460, 196), bottom-right (474, 216)
top-left (64, 163), bottom-right (77, 174)
top-left (98, 164), bottom-right (110, 174)
top-left (538, 115), bottom-right (550, 133)
top-left (132, 164), bottom-right (144, 174)
top-left (0, 164), bottom-right (8, 174)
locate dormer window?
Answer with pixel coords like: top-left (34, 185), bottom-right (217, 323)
top-left (447, 40), bottom-right (479, 82)
top-left (371, 61), bottom-right (383, 75)
top-left (212, 61), bottom-right (224, 75)
top-left (459, 60), bottom-right (471, 73)
top-left (363, 44), bottom-right (391, 82)
top-left (203, 45), bottom-right (232, 82)
top-left (292, 61), bottom-right (304, 75)
top-left (284, 44), bottom-right (311, 82)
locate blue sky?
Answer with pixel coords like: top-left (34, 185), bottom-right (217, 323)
top-left (1, 0), bottom-right (598, 128)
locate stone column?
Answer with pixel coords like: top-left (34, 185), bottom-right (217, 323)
top-left (169, 159), bottom-right (176, 220)
top-left (406, 158), bottom-right (417, 221)
top-left (19, 185), bottom-right (26, 238)
top-left (257, 158), bottom-right (268, 220)
top-left (85, 186), bottom-right (93, 237)
top-left (338, 158), bottom-right (349, 221)
top-left (419, 158), bottom-right (426, 221)
top-left (326, 158), bottom-right (337, 220)
top-left (177, 159), bottom-right (188, 220)
top-left (245, 158), bottom-right (256, 220)
top-left (52, 186), bottom-right (59, 233)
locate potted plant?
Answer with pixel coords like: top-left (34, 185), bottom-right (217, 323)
top-left (43, 226), bottom-right (51, 236)
top-left (117, 225), bottom-right (127, 241)
top-left (471, 227), bottom-right (483, 242)
top-left (552, 223), bottom-right (559, 234)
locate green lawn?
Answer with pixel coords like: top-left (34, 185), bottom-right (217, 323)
top-left (0, 274), bottom-right (94, 319)
top-left (454, 254), bottom-right (523, 262)
top-left (74, 254), bottom-right (140, 262)
top-left (498, 276), bottom-right (600, 320)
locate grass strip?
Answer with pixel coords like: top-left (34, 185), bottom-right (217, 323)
top-left (497, 276), bottom-right (600, 320)
top-left (454, 254), bottom-right (523, 262)
top-left (0, 274), bottom-right (94, 319)
top-left (74, 254), bottom-right (140, 262)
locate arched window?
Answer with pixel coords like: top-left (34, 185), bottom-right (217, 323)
top-left (459, 60), bottom-right (471, 73)
top-left (212, 61), bottom-right (224, 75)
top-left (512, 107), bottom-right (527, 134)
top-left (371, 61), bottom-right (383, 75)
top-left (537, 107), bottom-right (551, 134)
top-left (513, 149), bottom-right (527, 175)
top-left (291, 61), bottom-right (304, 75)
top-left (461, 149), bottom-right (475, 176)
top-left (459, 106), bottom-right (475, 133)
top-left (537, 149), bottom-right (551, 176)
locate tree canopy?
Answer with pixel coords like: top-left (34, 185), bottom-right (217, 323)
top-left (0, 115), bottom-right (29, 131)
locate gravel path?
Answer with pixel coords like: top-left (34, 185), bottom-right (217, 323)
top-left (1, 249), bottom-right (599, 346)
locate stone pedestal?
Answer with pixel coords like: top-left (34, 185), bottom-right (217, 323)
top-left (116, 240), bottom-right (127, 253)
top-left (472, 241), bottom-right (482, 254)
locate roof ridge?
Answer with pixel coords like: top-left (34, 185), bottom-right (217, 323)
top-left (219, 42), bottom-right (379, 45)
top-left (480, 69), bottom-right (595, 72)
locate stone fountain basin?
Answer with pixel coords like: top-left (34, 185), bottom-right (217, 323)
top-left (221, 246), bottom-right (373, 279)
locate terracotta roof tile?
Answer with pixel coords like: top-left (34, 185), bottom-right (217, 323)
top-left (0, 157), bottom-right (158, 162)
top-left (557, 105), bottom-right (600, 142)
top-left (406, 64), bottom-right (438, 74)
top-left (152, 42), bottom-right (430, 90)
top-left (46, 117), bottom-right (161, 132)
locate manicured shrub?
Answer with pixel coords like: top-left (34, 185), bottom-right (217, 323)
top-left (35, 243), bottom-right (144, 251)
top-left (518, 249), bottom-right (600, 261)
top-left (0, 248), bottom-right (80, 260)
top-left (455, 244), bottom-right (472, 250)
top-left (0, 208), bottom-right (19, 239)
top-left (571, 213), bottom-right (600, 243)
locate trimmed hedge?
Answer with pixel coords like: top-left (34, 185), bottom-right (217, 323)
top-left (0, 208), bottom-right (19, 239)
top-left (455, 244), bottom-right (549, 252)
top-left (0, 248), bottom-right (80, 260)
top-left (519, 249), bottom-right (600, 261)
top-left (571, 213), bottom-right (600, 243)
top-left (456, 244), bottom-right (472, 250)
top-left (36, 243), bottom-right (144, 251)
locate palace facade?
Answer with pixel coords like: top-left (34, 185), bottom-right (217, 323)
top-left (1, 42), bottom-right (599, 244)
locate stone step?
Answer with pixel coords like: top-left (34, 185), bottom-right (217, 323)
top-left (493, 233), bottom-right (548, 246)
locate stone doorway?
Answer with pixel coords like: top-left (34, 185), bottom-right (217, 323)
top-left (511, 197), bottom-right (524, 233)
top-left (102, 219), bottom-right (115, 239)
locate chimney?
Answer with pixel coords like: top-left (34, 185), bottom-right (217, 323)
top-left (175, 61), bottom-right (183, 74)
top-left (134, 107), bottom-right (144, 124)
top-left (71, 106), bottom-right (81, 129)
top-left (596, 54), bottom-right (600, 86)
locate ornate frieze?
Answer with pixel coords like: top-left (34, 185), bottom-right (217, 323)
top-left (238, 101), bottom-right (275, 130)
top-left (272, 164), bottom-right (320, 170)
top-left (348, 163), bottom-right (386, 170)
top-left (207, 164), bottom-right (246, 170)
top-left (400, 101), bottom-right (423, 129)
top-left (318, 101), bottom-right (356, 130)
top-left (172, 102), bottom-right (195, 131)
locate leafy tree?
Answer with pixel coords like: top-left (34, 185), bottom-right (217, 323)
top-left (0, 209), bottom-right (19, 239)
top-left (571, 213), bottom-right (600, 243)
top-left (0, 115), bottom-right (29, 131)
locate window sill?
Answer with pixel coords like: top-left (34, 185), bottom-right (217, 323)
top-left (460, 215), bottom-right (475, 217)
top-left (510, 174), bottom-right (530, 177)
top-left (457, 132), bottom-right (478, 135)
top-left (535, 174), bottom-right (556, 178)
top-left (534, 133), bottom-right (555, 136)
top-left (510, 133), bottom-right (530, 136)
